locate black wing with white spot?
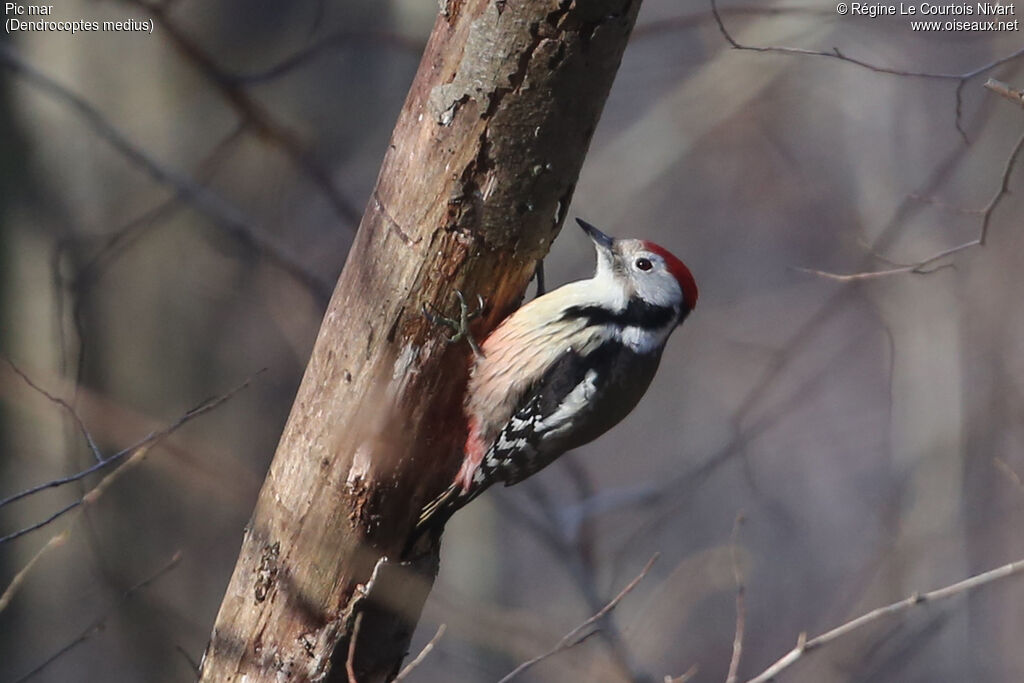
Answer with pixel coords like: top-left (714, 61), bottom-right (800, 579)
top-left (479, 342), bottom-right (626, 487)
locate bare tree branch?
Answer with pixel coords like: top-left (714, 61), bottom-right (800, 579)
top-left (710, 0), bottom-right (1024, 82)
top-left (798, 130), bottom-right (1024, 282)
top-left (0, 368), bottom-right (261, 544)
top-left (3, 356), bottom-right (103, 462)
top-left (985, 78), bottom-right (1024, 109)
top-left (497, 554), bottom-right (658, 683)
top-left (709, 0), bottom-right (1024, 139)
top-left (664, 666), bottom-right (699, 683)
top-left (0, 532), bottom-right (69, 614)
top-left (225, 31), bottom-right (424, 85)
top-left (633, 5), bottom-right (832, 38)
top-left (392, 624), bottom-right (446, 682)
top-left (133, 0), bottom-right (363, 228)
top-left (746, 557), bottom-right (1024, 683)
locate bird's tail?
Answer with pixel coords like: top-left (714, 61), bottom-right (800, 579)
top-left (415, 482), bottom-right (465, 534)
top-left (404, 482), bottom-right (481, 557)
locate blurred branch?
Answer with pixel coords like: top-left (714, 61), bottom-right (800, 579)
top-left (0, 43), bottom-right (332, 304)
top-left (726, 513), bottom-right (746, 683)
top-left (345, 612), bottom-right (364, 683)
top-left (505, 480), bottom-right (644, 680)
top-left (710, 0), bottom-right (1024, 139)
top-left (4, 357), bottom-right (103, 463)
top-left (11, 551), bottom-right (182, 683)
top-left (985, 78), bottom-right (1024, 108)
top-left (633, 5), bottom-right (831, 38)
top-left (993, 457), bottom-right (1024, 494)
top-left (665, 666), bottom-right (699, 683)
top-left (797, 130), bottom-right (1024, 282)
top-left (58, 123), bottom-right (248, 391)
top-left (70, 122), bottom-right (248, 296)
top-left (225, 30), bottom-right (424, 85)
top-left (0, 368), bottom-right (261, 545)
top-left (710, 0), bottom-right (1024, 81)
top-left (746, 556), bottom-right (1024, 683)
top-left (0, 532), bottom-right (69, 614)
top-left (392, 624), bottom-right (446, 682)
top-left (134, 0), bottom-right (363, 228)
top-left (609, 138), bottom-right (980, 566)
top-left (496, 554), bottom-right (658, 683)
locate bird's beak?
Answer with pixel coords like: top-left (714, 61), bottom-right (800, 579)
top-left (576, 218), bottom-right (614, 250)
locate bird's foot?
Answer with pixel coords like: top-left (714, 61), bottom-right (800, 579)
top-left (423, 290), bottom-right (485, 358)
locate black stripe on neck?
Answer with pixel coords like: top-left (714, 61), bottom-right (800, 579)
top-left (561, 299), bottom-right (681, 330)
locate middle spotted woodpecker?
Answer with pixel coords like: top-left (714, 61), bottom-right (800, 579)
top-left (416, 218), bottom-right (698, 536)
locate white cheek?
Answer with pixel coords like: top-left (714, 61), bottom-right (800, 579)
top-left (637, 275), bottom-right (682, 309)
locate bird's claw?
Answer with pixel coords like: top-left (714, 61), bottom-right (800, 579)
top-left (423, 290), bottom-right (485, 358)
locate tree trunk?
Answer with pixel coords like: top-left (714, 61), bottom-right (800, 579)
top-left (198, 1), bottom-right (643, 680)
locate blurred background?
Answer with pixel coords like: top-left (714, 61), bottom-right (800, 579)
top-left (2, 1), bottom-right (1023, 681)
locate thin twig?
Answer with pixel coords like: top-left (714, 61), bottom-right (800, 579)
top-left (634, 6), bottom-right (831, 38)
top-left (726, 513), bottom-right (747, 683)
top-left (496, 553), bottom-right (658, 683)
top-left (710, 0), bottom-right (1024, 81)
top-left (665, 665), bottom-right (699, 683)
top-left (798, 130), bottom-right (1024, 282)
top-left (709, 0), bottom-right (1024, 138)
top-left (0, 371), bottom-right (261, 544)
top-left (0, 44), bottom-right (332, 304)
top-left (0, 532), bottom-right (69, 614)
top-left (4, 357), bottom-right (104, 462)
top-left (136, 0), bottom-right (363, 228)
top-left (985, 78), bottom-right (1024, 108)
top-left (11, 551), bottom-right (182, 683)
top-left (993, 458), bottom-right (1024, 493)
top-left (746, 556), bottom-right (1024, 683)
top-left (346, 612), bottom-right (364, 683)
top-left (613, 124), bottom-right (977, 568)
top-left (506, 482), bottom-right (640, 680)
top-left (393, 624), bottom-right (446, 682)
top-left (225, 30), bottom-right (424, 84)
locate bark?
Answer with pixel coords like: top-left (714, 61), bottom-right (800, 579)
top-left (198, 1), bottom-right (643, 681)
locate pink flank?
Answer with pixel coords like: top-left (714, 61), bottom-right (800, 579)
top-left (455, 415), bottom-right (486, 492)
top-left (642, 241), bottom-right (699, 310)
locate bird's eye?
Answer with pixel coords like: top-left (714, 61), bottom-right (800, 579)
top-left (635, 257), bottom-right (653, 271)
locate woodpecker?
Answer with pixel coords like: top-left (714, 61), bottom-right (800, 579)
top-left (416, 218), bottom-right (698, 536)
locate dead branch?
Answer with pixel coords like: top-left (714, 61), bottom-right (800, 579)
top-left (746, 557), bottom-right (1024, 683)
top-left (497, 554), bottom-right (659, 683)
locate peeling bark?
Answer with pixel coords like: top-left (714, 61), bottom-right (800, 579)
top-left (198, 1), bottom-right (643, 681)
